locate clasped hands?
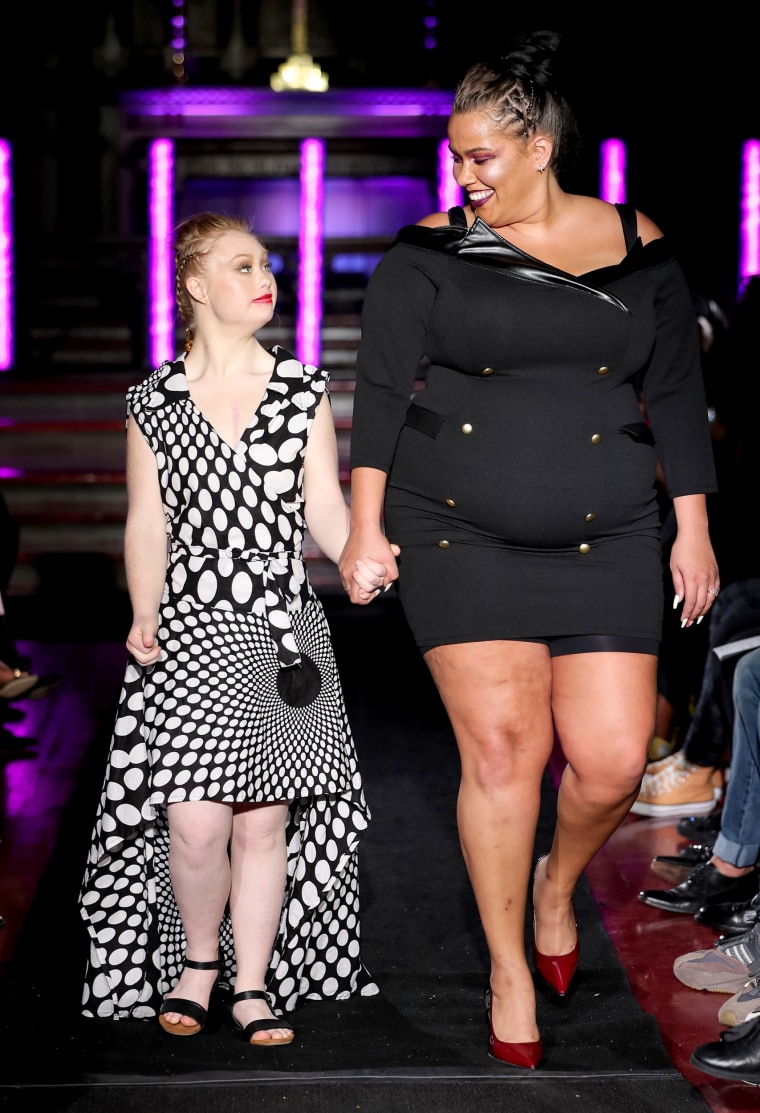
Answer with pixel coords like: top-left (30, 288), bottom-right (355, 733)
top-left (340, 537), bottom-right (401, 606)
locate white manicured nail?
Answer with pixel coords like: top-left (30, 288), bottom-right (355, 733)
top-left (673, 594), bottom-right (681, 609)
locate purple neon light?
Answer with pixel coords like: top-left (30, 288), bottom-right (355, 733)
top-left (740, 139), bottom-right (760, 295)
top-left (148, 138), bottom-right (175, 368)
top-left (437, 138), bottom-right (463, 211)
top-left (298, 138), bottom-right (324, 367)
top-left (600, 139), bottom-right (626, 204)
top-left (0, 140), bottom-right (13, 370)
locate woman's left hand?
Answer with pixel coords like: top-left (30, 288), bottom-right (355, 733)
top-left (670, 532), bottom-right (720, 628)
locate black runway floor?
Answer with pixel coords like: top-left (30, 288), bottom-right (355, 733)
top-left (0, 596), bottom-right (710, 1112)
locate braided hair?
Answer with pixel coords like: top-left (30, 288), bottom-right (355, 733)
top-left (173, 212), bottom-right (255, 350)
top-left (452, 31), bottom-right (581, 179)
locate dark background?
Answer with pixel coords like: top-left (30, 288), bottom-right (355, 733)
top-left (1, 4), bottom-right (756, 332)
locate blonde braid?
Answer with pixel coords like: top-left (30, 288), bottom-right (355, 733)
top-left (172, 212), bottom-right (255, 352)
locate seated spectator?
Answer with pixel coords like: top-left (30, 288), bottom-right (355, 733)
top-left (641, 648), bottom-right (760, 1042)
top-left (632, 578), bottom-right (760, 818)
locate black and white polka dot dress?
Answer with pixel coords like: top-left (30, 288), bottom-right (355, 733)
top-left (79, 347), bottom-right (378, 1020)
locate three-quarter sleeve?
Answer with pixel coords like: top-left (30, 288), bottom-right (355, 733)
top-left (641, 255), bottom-right (717, 497)
top-left (350, 244), bottom-right (437, 472)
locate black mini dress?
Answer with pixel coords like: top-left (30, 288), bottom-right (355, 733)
top-left (350, 205), bottom-right (717, 652)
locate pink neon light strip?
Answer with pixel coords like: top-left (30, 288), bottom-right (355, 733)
top-left (148, 138), bottom-right (175, 367)
top-left (740, 139), bottom-right (760, 296)
top-left (0, 140), bottom-right (13, 370)
top-left (600, 139), bottom-right (626, 204)
top-left (437, 138), bottom-right (463, 210)
top-left (298, 138), bottom-right (324, 366)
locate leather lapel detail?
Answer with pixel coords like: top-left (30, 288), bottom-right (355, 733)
top-left (394, 217), bottom-right (669, 313)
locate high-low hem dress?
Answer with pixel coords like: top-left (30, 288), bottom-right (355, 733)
top-left (79, 346), bottom-right (378, 1020)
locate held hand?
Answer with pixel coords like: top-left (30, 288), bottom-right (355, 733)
top-left (126, 615), bottom-right (162, 665)
top-left (339, 531), bottom-right (400, 606)
top-left (353, 556), bottom-right (395, 600)
top-left (670, 533), bottom-right (720, 629)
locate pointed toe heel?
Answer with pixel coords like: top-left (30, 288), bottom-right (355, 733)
top-left (484, 988), bottom-right (543, 1069)
top-left (532, 854), bottom-right (579, 996)
top-left (534, 936), bottom-right (579, 996)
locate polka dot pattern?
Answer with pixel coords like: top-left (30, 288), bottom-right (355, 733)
top-left (79, 347), bottom-right (378, 1020)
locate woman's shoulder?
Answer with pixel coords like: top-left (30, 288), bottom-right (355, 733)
top-left (415, 210), bottom-right (455, 228)
top-left (127, 359), bottom-right (185, 412)
top-left (630, 208), bottom-right (663, 246)
top-left (270, 345), bottom-right (329, 390)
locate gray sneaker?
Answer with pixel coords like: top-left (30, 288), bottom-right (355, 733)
top-left (718, 977), bottom-right (760, 1026)
top-left (673, 923), bottom-right (760, 992)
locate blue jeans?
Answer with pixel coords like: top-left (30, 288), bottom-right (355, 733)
top-left (713, 647), bottom-right (760, 868)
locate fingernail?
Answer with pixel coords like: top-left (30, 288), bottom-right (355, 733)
top-left (373, 588), bottom-right (381, 598)
top-left (673, 594), bottom-right (681, 609)
top-left (697, 615), bottom-right (704, 624)
top-left (383, 583), bottom-right (392, 592)
top-left (681, 619), bottom-right (688, 629)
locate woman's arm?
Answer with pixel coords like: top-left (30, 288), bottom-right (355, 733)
top-left (338, 466), bottom-right (400, 604)
top-left (124, 414), bottom-right (168, 665)
top-left (304, 394), bottom-right (391, 598)
top-left (670, 493), bottom-right (719, 629)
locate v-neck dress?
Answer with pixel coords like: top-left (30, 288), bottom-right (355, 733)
top-left (79, 345), bottom-right (378, 1020)
top-left (350, 204), bottom-right (717, 650)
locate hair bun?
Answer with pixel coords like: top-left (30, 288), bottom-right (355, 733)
top-left (495, 30), bottom-right (562, 92)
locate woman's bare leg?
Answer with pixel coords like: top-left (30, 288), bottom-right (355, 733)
top-left (162, 800), bottom-right (233, 1028)
top-left (425, 640), bottom-right (555, 1044)
top-left (229, 801), bottom-right (292, 1042)
top-left (534, 652), bottom-right (656, 955)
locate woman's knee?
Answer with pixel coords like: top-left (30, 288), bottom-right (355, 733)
top-left (458, 726), bottom-right (552, 791)
top-left (167, 801), bottom-right (232, 855)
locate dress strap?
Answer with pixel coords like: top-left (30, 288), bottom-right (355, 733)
top-left (448, 205), bottom-right (468, 228)
top-left (615, 202), bottom-right (639, 252)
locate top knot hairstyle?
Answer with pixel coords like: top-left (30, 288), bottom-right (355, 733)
top-left (452, 30), bottom-right (581, 179)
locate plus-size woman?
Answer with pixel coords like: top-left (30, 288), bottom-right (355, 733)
top-left (339, 31), bottom-right (719, 1067)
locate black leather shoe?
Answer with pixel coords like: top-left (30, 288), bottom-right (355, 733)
top-left (677, 812), bottom-right (723, 840)
top-left (638, 862), bottom-right (759, 915)
top-left (650, 843), bottom-right (713, 884)
top-left (691, 1014), bottom-right (760, 1084)
top-left (696, 892), bottom-right (760, 935)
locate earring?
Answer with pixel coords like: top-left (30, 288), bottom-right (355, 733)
top-left (538, 163), bottom-right (546, 173)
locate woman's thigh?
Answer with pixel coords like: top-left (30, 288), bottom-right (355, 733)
top-left (424, 640), bottom-right (555, 776)
top-left (551, 651), bottom-right (657, 782)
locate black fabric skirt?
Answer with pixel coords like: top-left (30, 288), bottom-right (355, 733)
top-left (384, 488), bottom-right (664, 652)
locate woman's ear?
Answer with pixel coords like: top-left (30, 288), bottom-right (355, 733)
top-left (185, 275), bottom-right (206, 304)
top-left (533, 135), bottom-right (553, 172)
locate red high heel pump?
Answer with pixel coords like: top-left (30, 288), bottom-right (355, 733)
top-left (484, 988), bottom-right (543, 1069)
top-left (534, 933), bottom-right (579, 996)
top-left (533, 855), bottom-right (579, 996)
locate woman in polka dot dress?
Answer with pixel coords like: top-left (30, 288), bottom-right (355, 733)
top-left (78, 212), bottom-right (388, 1045)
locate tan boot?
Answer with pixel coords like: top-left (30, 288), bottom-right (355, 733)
top-left (631, 751), bottom-right (723, 818)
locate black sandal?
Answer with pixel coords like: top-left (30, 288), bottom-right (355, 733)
top-left (231, 989), bottom-right (295, 1046)
top-left (158, 957), bottom-right (221, 1036)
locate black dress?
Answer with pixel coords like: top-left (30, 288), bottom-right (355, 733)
top-left (350, 205), bottom-right (717, 650)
